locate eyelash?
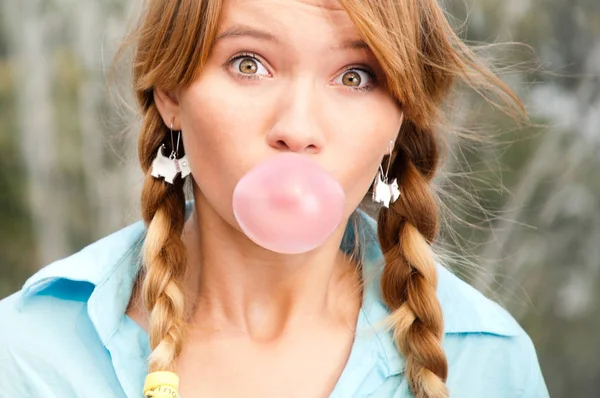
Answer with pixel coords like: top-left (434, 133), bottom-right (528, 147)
top-left (226, 52), bottom-right (267, 81)
top-left (339, 66), bottom-right (377, 93)
top-left (225, 52), bottom-right (377, 93)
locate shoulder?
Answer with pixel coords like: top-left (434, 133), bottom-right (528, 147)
top-left (359, 265), bottom-right (549, 397)
top-left (0, 267), bottom-right (97, 358)
top-left (0, 220), bottom-right (147, 395)
top-left (436, 264), bottom-right (521, 336)
top-left (0, 287), bottom-right (95, 395)
top-left (435, 265), bottom-right (549, 397)
top-left (0, 291), bottom-right (126, 396)
top-left (357, 210), bottom-right (528, 337)
top-left (356, 211), bottom-right (548, 396)
top-left (0, 217), bottom-right (146, 329)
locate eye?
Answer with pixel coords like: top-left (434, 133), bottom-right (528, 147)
top-left (227, 53), bottom-right (270, 79)
top-left (332, 67), bottom-right (376, 92)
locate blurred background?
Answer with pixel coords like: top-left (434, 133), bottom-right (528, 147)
top-left (1, 0), bottom-right (599, 396)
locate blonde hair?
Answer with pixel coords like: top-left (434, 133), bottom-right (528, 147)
top-left (117, 0), bottom-right (524, 395)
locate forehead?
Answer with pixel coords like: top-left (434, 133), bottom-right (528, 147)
top-left (224, 0), bottom-right (347, 12)
top-left (218, 0), bottom-right (358, 40)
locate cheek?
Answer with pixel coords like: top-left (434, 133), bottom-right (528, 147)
top-left (177, 75), bottom-right (268, 221)
top-left (180, 79), bottom-right (258, 162)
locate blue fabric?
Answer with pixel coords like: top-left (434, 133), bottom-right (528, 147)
top-left (0, 206), bottom-right (549, 397)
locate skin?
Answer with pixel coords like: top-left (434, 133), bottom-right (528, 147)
top-left (129, 0), bottom-right (404, 395)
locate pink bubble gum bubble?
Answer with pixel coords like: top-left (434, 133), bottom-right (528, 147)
top-left (232, 153), bottom-right (346, 254)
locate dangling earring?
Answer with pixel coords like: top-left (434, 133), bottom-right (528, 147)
top-left (151, 121), bottom-right (192, 184)
top-left (372, 140), bottom-right (400, 208)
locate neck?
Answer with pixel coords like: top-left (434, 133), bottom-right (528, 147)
top-left (182, 193), bottom-right (361, 341)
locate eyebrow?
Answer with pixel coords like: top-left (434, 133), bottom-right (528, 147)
top-left (214, 25), bottom-right (279, 44)
top-left (214, 24), bottom-right (370, 51)
top-left (335, 39), bottom-right (370, 51)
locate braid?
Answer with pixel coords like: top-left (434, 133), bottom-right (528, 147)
top-left (139, 101), bottom-right (188, 372)
top-left (378, 120), bottom-right (448, 398)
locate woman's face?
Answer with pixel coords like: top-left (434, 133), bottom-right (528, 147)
top-left (157, 0), bottom-right (402, 234)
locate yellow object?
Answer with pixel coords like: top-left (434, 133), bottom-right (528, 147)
top-left (143, 371), bottom-right (179, 398)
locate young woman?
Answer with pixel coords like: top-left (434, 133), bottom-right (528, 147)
top-left (0, 0), bottom-right (549, 397)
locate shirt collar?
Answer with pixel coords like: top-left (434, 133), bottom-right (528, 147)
top-left (20, 218), bottom-right (146, 346)
top-left (21, 220), bottom-right (145, 297)
top-left (19, 202), bottom-right (520, 376)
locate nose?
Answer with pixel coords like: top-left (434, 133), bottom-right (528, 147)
top-left (266, 80), bottom-right (325, 154)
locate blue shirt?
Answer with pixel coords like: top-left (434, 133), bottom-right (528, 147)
top-left (0, 207), bottom-right (549, 397)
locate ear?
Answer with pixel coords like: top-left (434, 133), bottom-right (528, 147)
top-left (154, 88), bottom-right (182, 130)
top-left (396, 112), bottom-right (404, 136)
top-left (388, 112), bottom-right (404, 149)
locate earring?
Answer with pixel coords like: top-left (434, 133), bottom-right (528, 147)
top-left (151, 122), bottom-right (192, 184)
top-left (372, 140), bottom-right (400, 208)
